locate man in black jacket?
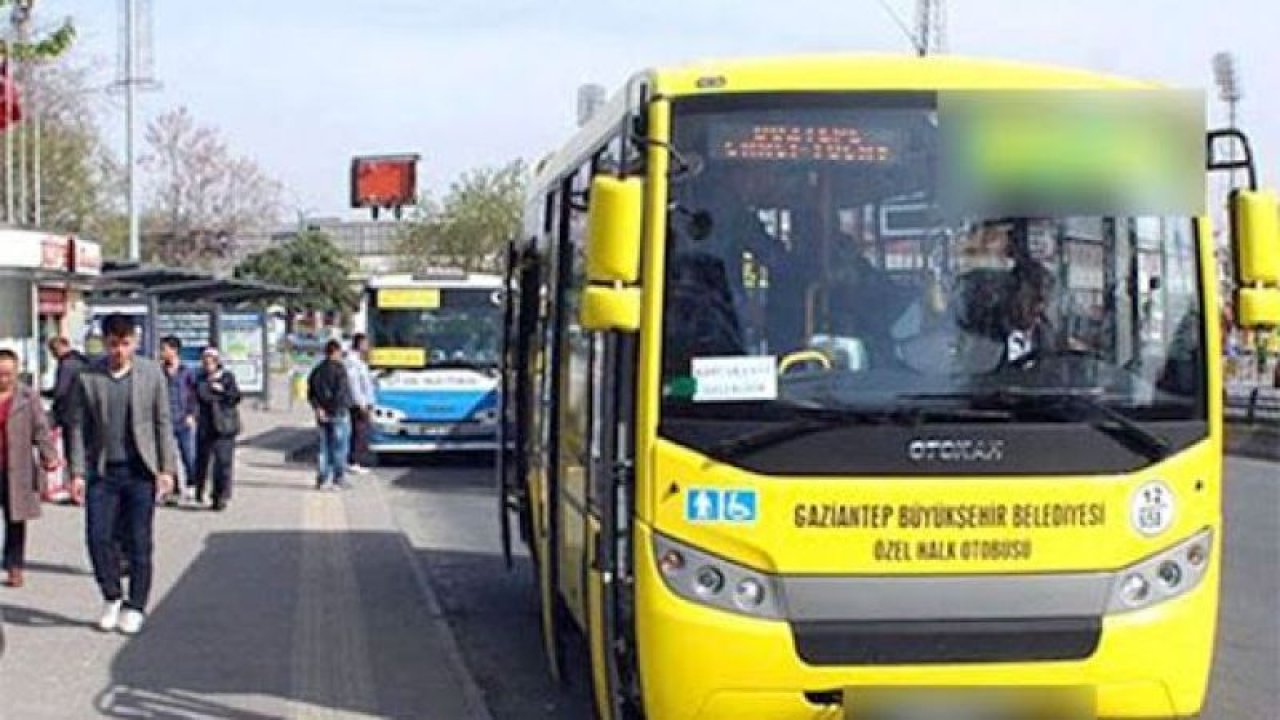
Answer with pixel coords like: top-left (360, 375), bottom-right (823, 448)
top-left (307, 340), bottom-right (353, 490)
top-left (46, 337), bottom-right (89, 504)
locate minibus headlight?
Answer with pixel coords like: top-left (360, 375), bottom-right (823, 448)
top-left (1156, 561), bottom-right (1183, 589)
top-left (658, 549), bottom-right (685, 575)
top-left (734, 578), bottom-right (767, 610)
top-left (373, 406), bottom-right (406, 423)
top-left (1119, 573), bottom-right (1151, 607)
top-left (1106, 528), bottom-right (1212, 614)
top-left (694, 566), bottom-right (725, 596)
top-left (652, 533), bottom-right (784, 620)
top-left (1186, 542), bottom-right (1207, 568)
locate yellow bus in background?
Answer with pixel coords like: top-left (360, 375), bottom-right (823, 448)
top-left (497, 55), bottom-right (1280, 720)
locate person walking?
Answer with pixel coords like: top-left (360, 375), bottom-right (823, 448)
top-left (345, 333), bottom-right (376, 475)
top-left (46, 337), bottom-right (89, 504)
top-left (307, 340), bottom-right (352, 491)
top-left (0, 350), bottom-right (60, 588)
top-left (193, 348), bottom-right (241, 511)
top-left (158, 337), bottom-right (198, 506)
top-left (68, 314), bottom-right (176, 635)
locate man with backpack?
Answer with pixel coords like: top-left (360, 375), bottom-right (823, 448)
top-left (307, 340), bottom-right (353, 491)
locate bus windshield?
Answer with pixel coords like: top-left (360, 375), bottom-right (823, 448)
top-left (369, 287), bottom-right (502, 369)
top-left (660, 95), bottom-right (1205, 460)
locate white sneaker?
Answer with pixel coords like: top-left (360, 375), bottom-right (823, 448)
top-left (119, 609), bottom-right (146, 635)
top-left (349, 464), bottom-right (371, 475)
top-left (98, 600), bottom-right (123, 632)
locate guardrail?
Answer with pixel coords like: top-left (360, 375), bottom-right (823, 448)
top-left (1225, 385), bottom-right (1280, 426)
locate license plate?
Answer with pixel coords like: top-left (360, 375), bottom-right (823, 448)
top-left (846, 688), bottom-right (1094, 720)
top-left (409, 424), bottom-right (447, 436)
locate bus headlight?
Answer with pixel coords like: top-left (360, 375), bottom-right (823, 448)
top-left (1118, 574), bottom-right (1151, 607)
top-left (694, 566), bottom-right (726, 597)
top-left (1106, 528), bottom-right (1212, 614)
top-left (470, 408), bottom-right (499, 425)
top-left (734, 578), bottom-right (767, 610)
top-left (653, 533), bottom-right (784, 620)
top-left (372, 406), bottom-right (406, 423)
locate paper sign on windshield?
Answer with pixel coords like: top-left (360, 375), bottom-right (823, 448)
top-left (691, 355), bottom-right (777, 402)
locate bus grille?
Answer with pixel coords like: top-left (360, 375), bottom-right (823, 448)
top-left (791, 617), bottom-right (1101, 665)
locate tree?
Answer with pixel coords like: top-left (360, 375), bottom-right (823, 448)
top-left (16, 60), bottom-right (127, 253)
top-left (0, 1), bottom-right (83, 230)
top-left (0, 2), bottom-right (76, 62)
top-left (141, 107), bottom-right (282, 267)
top-left (234, 227), bottom-right (358, 314)
top-left (396, 159), bottom-right (527, 272)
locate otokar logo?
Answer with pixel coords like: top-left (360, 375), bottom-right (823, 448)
top-left (907, 438), bottom-right (1005, 463)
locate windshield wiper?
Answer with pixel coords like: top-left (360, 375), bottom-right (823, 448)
top-left (911, 389), bottom-right (1171, 462)
top-left (1046, 392), bottom-right (1172, 462)
top-left (704, 404), bottom-right (1011, 461)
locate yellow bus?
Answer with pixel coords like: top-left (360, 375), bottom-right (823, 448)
top-left (497, 55), bottom-right (1280, 720)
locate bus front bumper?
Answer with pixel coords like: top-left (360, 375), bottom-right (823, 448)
top-left (635, 528), bottom-right (1217, 720)
top-left (369, 421), bottom-right (497, 453)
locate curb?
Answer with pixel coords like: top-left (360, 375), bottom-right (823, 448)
top-left (1225, 423), bottom-right (1280, 463)
top-left (371, 474), bottom-right (496, 720)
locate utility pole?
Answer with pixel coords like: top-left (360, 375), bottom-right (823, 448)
top-left (113, 0), bottom-right (157, 262)
top-left (915, 0), bottom-right (946, 56)
top-left (1212, 52), bottom-right (1242, 190)
top-left (124, 0), bottom-right (139, 260)
top-left (1212, 51), bottom-right (1245, 373)
top-left (14, 0), bottom-right (29, 225)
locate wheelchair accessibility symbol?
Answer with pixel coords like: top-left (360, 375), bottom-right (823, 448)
top-left (686, 488), bottom-right (758, 524)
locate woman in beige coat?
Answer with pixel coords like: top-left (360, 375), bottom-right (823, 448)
top-left (0, 348), bottom-right (60, 588)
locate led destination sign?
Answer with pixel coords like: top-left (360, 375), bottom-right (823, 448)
top-left (710, 123), bottom-right (898, 163)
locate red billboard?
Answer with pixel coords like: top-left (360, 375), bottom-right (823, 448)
top-left (350, 154), bottom-right (419, 210)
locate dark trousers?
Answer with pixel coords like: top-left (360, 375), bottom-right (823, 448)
top-left (348, 407), bottom-right (370, 466)
top-left (1, 473), bottom-right (26, 571)
top-left (86, 463), bottom-right (155, 611)
top-left (194, 433), bottom-right (235, 502)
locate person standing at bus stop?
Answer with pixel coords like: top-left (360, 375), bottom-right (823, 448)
top-left (46, 337), bottom-right (89, 504)
top-left (0, 349), bottom-right (61, 588)
top-left (308, 340), bottom-right (353, 491)
top-left (158, 337), bottom-right (198, 506)
top-left (345, 333), bottom-right (375, 475)
top-left (193, 348), bottom-right (242, 511)
top-left (68, 314), bottom-right (176, 635)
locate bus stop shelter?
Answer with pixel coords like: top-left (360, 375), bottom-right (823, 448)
top-left (88, 262), bottom-right (299, 408)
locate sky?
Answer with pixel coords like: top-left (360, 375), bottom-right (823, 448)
top-left (44, 0), bottom-right (1280, 219)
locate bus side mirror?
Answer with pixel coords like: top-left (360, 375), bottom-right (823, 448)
top-left (581, 286), bottom-right (641, 332)
top-left (1230, 189), bottom-right (1280, 328)
top-left (585, 176), bottom-right (643, 284)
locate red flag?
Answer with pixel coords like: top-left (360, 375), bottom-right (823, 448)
top-left (0, 61), bottom-right (22, 130)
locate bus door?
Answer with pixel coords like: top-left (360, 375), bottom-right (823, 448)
top-left (499, 241), bottom-right (535, 568)
top-left (531, 186), bottom-right (569, 683)
top-left (579, 139), bottom-right (641, 720)
top-left (585, 327), bottom-right (638, 720)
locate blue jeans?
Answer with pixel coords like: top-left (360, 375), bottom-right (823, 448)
top-left (316, 417), bottom-right (351, 486)
top-left (86, 462), bottom-right (156, 612)
top-left (173, 424), bottom-right (197, 490)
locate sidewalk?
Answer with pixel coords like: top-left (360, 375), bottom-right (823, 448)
top-left (0, 376), bottom-right (489, 720)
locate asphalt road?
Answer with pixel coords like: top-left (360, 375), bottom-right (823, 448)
top-left (383, 455), bottom-right (1279, 720)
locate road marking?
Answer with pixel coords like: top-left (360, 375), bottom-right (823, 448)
top-left (288, 494), bottom-right (380, 719)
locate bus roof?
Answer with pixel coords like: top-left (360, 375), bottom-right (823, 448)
top-left (530, 53), bottom-right (1158, 191)
top-left (365, 272), bottom-right (502, 290)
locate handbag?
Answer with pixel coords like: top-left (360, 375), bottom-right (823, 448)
top-left (214, 403), bottom-right (242, 437)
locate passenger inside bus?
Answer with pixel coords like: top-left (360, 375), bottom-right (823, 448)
top-left (662, 250), bottom-right (745, 376)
